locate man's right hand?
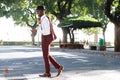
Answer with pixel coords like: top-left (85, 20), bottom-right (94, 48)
top-left (31, 29), bottom-right (37, 33)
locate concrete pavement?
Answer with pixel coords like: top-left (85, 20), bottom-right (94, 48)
top-left (0, 46), bottom-right (120, 80)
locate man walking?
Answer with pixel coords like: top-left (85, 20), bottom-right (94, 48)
top-left (36, 6), bottom-right (63, 77)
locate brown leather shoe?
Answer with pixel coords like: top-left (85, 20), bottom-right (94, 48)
top-left (39, 73), bottom-right (51, 77)
top-left (57, 65), bottom-right (64, 76)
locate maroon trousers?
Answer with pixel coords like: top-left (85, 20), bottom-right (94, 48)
top-left (42, 34), bottom-right (60, 74)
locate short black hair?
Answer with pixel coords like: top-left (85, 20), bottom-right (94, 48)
top-left (36, 6), bottom-right (45, 10)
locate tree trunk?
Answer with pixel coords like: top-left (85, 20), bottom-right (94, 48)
top-left (94, 32), bottom-right (98, 44)
top-left (31, 34), bottom-right (35, 45)
top-left (105, 0), bottom-right (120, 52)
top-left (68, 28), bottom-right (74, 43)
top-left (31, 31), bottom-right (37, 45)
top-left (68, 29), bottom-right (71, 43)
top-left (26, 20), bottom-right (37, 46)
top-left (62, 28), bottom-right (69, 43)
top-left (103, 25), bottom-right (107, 46)
top-left (103, 31), bottom-right (106, 46)
top-left (114, 25), bottom-right (120, 52)
top-left (71, 29), bottom-right (74, 43)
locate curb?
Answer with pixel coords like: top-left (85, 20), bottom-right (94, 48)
top-left (51, 47), bottom-right (120, 58)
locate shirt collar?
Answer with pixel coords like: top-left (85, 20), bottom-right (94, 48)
top-left (41, 15), bottom-right (46, 20)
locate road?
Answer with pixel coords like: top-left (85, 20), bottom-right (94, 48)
top-left (0, 46), bottom-right (120, 80)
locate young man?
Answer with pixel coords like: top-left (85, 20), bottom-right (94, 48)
top-left (36, 6), bottom-right (63, 77)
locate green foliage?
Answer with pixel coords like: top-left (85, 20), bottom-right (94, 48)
top-left (0, 0), bottom-right (107, 29)
top-left (0, 0), bottom-right (42, 28)
top-left (0, 0), bottom-right (109, 44)
top-left (82, 27), bottom-right (101, 35)
top-left (58, 16), bottom-right (102, 29)
top-left (112, 0), bottom-right (119, 7)
top-left (111, 0), bottom-right (120, 16)
top-left (72, 0), bottom-right (107, 21)
top-left (73, 20), bottom-right (102, 29)
top-left (0, 0), bottom-right (74, 27)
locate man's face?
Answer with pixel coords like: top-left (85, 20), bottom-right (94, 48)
top-left (36, 10), bottom-right (43, 17)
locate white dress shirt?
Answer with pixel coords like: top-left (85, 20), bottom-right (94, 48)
top-left (38, 15), bottom-right (50, 35)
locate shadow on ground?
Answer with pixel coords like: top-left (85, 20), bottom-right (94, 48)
top-left (0, 46), bottom-right (120, 79)
top-left (0, 52), bottom-right (120, 77)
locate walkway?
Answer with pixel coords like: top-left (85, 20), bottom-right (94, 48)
top-left (0, 46), bottom-right (120, 80)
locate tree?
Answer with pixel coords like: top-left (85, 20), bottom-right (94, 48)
top-left (0, 0), bottom-right (108, 46)
top-left (59, 16), bottom-right (102, 43)
top-left (0, 0), bottom-right (42, 45)
top-left (105, 0), bottom-right (120, 52)
top-left (0, 0), bottom-right (74, 44)
top-left (72, 0), bottom-right (109, 46)
top-left (91, 0), bottom-right (109, 46)
top-left (43, 0), bottom-right (73, 43)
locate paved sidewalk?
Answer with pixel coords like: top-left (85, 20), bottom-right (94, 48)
top-left (0, 46), bottom-right (120, 80)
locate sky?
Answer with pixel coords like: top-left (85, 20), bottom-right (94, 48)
top-left (0, 17), bottom-right (114, 44)
top-left (0, 17), bottom-right (31, 41)
top-left (0, 17), bottom-right (62, 42)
